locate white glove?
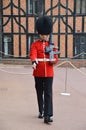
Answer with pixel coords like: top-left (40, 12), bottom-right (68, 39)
top-left (32, 60), bottom-right (38, 70)
top-left (32, 62), bottom-right (37, 70)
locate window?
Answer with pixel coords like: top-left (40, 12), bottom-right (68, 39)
top-left (28, 0), bottom-right (43, 14)
top-left (3, 36), bottom-right (13, 57)
top-left (74, 35), bottom-right (86, 59)
top-left (76, 0), bottom-right (86, 14)
top-left (28, 35), bottom-right (39, 55)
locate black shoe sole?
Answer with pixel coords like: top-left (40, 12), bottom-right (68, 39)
top-left (38, 115), bottom-right (44, 119)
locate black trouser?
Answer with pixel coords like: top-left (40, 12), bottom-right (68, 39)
top-left (34, 77), bottom-right (53, 117)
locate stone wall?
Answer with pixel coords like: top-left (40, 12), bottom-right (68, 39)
top-left (0, 59), bottom-right (86, 68)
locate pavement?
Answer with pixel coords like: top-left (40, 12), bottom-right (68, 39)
top-left (0, 64), bottom-right (86, 130)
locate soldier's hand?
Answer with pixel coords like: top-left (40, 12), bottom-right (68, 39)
top-left (32, 63), bottom-right (37, 70)
top-left (32, 60), bottom-right (38, 70)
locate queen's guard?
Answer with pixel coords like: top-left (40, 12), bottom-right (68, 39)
top-left (30, 16), bottom-right (58, 124)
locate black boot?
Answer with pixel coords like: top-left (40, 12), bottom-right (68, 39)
top-left (44, 116), bottom-right (53, 124)
top-left (38, 112), bottom-right (44, 119)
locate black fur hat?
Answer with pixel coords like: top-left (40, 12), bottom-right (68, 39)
top-left (36, 16), bottom-right (53, 35)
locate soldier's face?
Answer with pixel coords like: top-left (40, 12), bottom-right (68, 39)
top-left (39, 34), bottom-right (49, 41)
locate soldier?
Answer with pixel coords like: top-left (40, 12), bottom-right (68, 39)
top-left (30, 16), bottom-right (58, 124)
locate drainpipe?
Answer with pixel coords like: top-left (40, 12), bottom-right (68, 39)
top-left (0, 0), bottom-right (2, 59)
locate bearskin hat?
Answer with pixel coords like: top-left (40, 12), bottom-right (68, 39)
top-left (36, 16), bottom-right (53, 35)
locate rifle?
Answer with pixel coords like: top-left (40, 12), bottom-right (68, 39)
top-left (45, 33), bottom-right (60, 61)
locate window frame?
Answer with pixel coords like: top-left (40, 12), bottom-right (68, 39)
top-left (76, 0), bottom-right (86, 14)
top-left (28, 0), bottom-right (43, 14)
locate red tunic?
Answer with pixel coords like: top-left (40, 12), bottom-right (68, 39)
top-left (30, 40), bottom-right (58, 77)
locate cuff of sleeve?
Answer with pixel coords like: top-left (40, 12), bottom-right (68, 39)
top-left (32, 60), bottom-right (38, 65)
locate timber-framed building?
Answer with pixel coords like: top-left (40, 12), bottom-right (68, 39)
top-left (0, 0), bottom-right (86, 59)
